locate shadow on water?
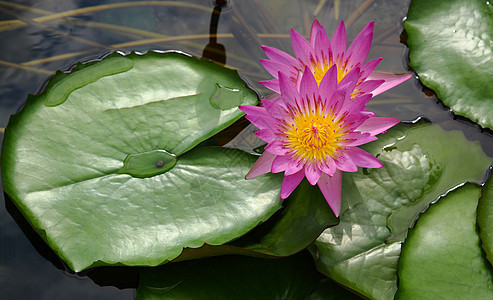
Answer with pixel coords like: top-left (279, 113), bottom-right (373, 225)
top-left (4, 192), bottom-right (66, 272)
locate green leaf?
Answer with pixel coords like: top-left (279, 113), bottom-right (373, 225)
top-left (478, 174), bottom-right (493, 266)
top-left (136, 252), bottom-right (325, 300)
top-left (310, 121), bottom-right (492, 300)
top-left (396, 184), bottom-right (493, 299)
top-left (0, 51), bottom-right (286, 272)
top-left (404, 0), bottom-right (493, 130)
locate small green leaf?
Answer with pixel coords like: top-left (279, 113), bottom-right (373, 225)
top-left (404, 0), bottom-right (493, 130)
top-left (118, 149), bottom-right (177, 178)
top-left (310, 121), bottom-right (492, 300)
top-left (396, 184), bottom-right (493, 299)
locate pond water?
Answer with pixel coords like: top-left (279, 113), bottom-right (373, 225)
top-left (1, 0), bottom-right (492, 298)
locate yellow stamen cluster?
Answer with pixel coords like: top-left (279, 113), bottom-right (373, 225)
top-left (312, 60), bottom-right (330, 85)
top-left (311, 56), bottom-right (350, 85)
top-left (283, 103), bottom-right (344, 163)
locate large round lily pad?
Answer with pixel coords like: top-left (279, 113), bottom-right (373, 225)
top-left (404, 0), bottom-right (493, 130)
top-left (1, 51), bottom-right (285, 272)
top-left (309, 121), bottom-right (492, 300)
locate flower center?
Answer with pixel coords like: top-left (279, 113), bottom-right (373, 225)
top-left (283, 105), bottom-right (344, 163)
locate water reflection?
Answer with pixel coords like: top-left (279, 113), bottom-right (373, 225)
top-left (0, 0), bottom-right (492, 299)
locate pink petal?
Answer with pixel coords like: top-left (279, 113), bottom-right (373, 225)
top-left (356, 117), bottom-right (400, 136)
top-left (244, 115), bottom-right (275, 130)
top-left (280, 169), bottom-right (305, 199)
top-left (319, 65), bottom-right (338, 99)
top-left (331, 21), bottom-right (347, 64)
top-left (319, 156), bottom-right (337, 177)
top-left (300, 66), bottom-right (319, 100)
top-left (260, 59), bottom-right (294, 78)
top-left (334, 151), bottom-right (358, 172)
top-left (344, 147), bottom-right (383, 168)
top-left (264, 140), bottom-right (289, 156)
top-left (318, 171), bottom-right (342, 217)
top-left (309, 19), bottom-right (322, 47)
top-left (291, 29), bottom-right (312, 66)
top-left (259, 79), bottom-right (281, 94)
top-left (261, 45), bottom-right (299, 67)
top-left (239, 104), bottom-right (269, 118)
top-left (262, 97), bottom-right (290, 119)
top-left (360, 58), bottom-right (382, 81)
top-left (354, 79), bottom-right (385, 96)
top-left (338, 111), bottom-right (372, 132)
top-left (246, 151), bottom-right (276, 179)
top-left (261, 96), bottom-right (280, 108)
top-left (271, 155), bottom-right (290, 173)
top-left (366, 72), bottom-right (413, 96)
top-left (261, 97), bottom-right (283, 110)
top-left (313, 22), bottom-right (332, 65)
top-left (340, 93), bottom-right (372, 115)
top-left (271, 155), bottom-right (304, 176)
top-left (255, 129), bottom-right (278, 143)
top-left (294, 71), bottom-right (304, 91)
top-left (338, 132), bottom-right (378, 147)
top-left (328, 89), bottom-right (346, 117)
top-left (279, 72), bottom-right (299, 105)
top-left (305, 163), bottom-right (322, 185)
top-left (240, 105), bottom-right (278, 130)
top-left (338, 67), bottom-right (360, 95)
top-left (346, 22), bottom-right (374, 68)
top-left (285, 158), bottom-right (304, 176)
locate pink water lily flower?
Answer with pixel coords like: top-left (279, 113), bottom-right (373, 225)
top-left (239, 66), bottom-right (399, 217)
top-left (260, 19), bottom-right (412, 98)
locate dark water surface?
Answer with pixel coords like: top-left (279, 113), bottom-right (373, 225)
top-left (1, 0), bottom-right (492, 299)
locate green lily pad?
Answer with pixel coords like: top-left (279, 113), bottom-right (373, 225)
top-left (404, 0), bottom-right (493, 130)
top-left (396, 184), bottom-right (493, 299)
top-left (478, 174), bottom-right (493, 266)
top-left (0, 51), bottom-right (287, 272)
top-left (136, 252), bottom-right (325, 300)
top-left (309, 121), bottom-right (492, 300)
